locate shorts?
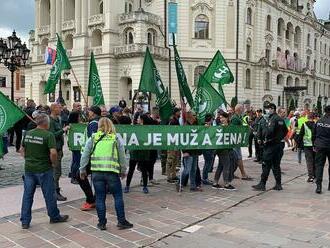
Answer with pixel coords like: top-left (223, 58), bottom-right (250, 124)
top-left (233, 147), bottom-right (242, 160)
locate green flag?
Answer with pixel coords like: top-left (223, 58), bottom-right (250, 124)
top-left (44, 34), bottom-right (72, 94)
top-left (0, 91), bottom-right (26, 135)
top-left (173, 43), bottom-right (194, 108)
top-left (203, 50), bottom-right (234, 85)
top-left (195, 74), bottom-right (226, 124)
top-left (139, 47), bottom-right (173, 121)
top-left (88, 52), bottom-right (105, 106)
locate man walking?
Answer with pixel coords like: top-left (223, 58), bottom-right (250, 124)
top-left (314, 105), bottom-right (330, 194)
top-left (49, 103), bottom-right (69, 201)
top-left (20, 113), bottom-right (69, 229)
top-left (252, 103), bottom-right (288, 191)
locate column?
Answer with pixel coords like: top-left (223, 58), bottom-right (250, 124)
top-left (35, 0), bottom-right (40, 37)
top-left (56, 0), bottom-right (62, 34)
top-left (81, 0), bottom-right (88, 34)
top-left (50, 0), bottom-right (56, 37)
top-left (75, 0), bottom-right (82, 34)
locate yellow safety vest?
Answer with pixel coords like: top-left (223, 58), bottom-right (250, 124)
top-left (303, 123), bottom-right (313, 147)
top-left (296, 116), bottom-right (307, 133)
top-left (90, 131), bottom-right (120, 173)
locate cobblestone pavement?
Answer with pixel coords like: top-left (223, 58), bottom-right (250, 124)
top-left (0, 146), bottom-right (71, 188)
top-left (1, 151), bottom-right (328, 248)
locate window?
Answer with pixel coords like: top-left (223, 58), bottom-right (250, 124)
top-left (314, 59), bottom-right (317, 71)
top-left (194, 66), bottom-right (207, 86)
top-left (313, 81), bottom-right (316, 96)
top-left (147, 29), bottom-right (156, 45)
top-left (73, 86), bottom-right (81, 102)
top-left (265, 48), bottom-right (271, 65)
top-left (295, 78), bottom-right (300, 87)
top-left (286, 23), bottom-right (293, 40)
top-left (306, 80), bottom-right (309, 95)
top-left (64, 0), bottom-right (75, 21)
top-left (246, 42), bottom-right (251, 61)
top-left (99, 1), bottom-right (103, 14)
top-left (40, 0), bottom-right (50, 26)
top-left (247, 8), bottom-right (252, 25)
top-left (277, 19), bottom-right (284, 36)
top-left (278, 96), bottom-right (281, 107)
top-left (125, 2), bottom-right (133, 13)
top-left (287, 76), bottom-right (293, 86)
top-left (246, 69), bottom-right (251, 89)
top-left (306, 56), bottom-right (310, 68)
top-left (195, 15), bottom-right (209, 39)
top-left (265, 72), bottom-right (270, 90)
top-left (307, 33), bottom-right (311, 47)
top-left (66, 90), bottom-right (70, 101)
top-left (20, 75), bottom-right (25, 88)
top-left (0, 76), bottom-right (6, 87)
top-left (125, 28), bottom-right (134, 44)
top-left (276, 74), bottom-right (283, 85)
top-left (314, 38), bottom-right (317, 50)
top-left (91, 29), bottom-right (102, 47)
top-left (64, 34), bottom-right (73, 50)
top-left (324, 63), bottom-right (327, 75)
top-left (266, 15), bottom-right (271, 31)
top-left (294, 27), bottom-right (301, 44)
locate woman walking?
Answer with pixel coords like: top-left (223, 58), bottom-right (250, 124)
top-left (80, 118), bottom-right (133, 231)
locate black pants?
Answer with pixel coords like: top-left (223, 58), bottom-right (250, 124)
top-left (315, 148), bottom-right (330, 186)
top-left (9, 126), bottom-right (22, 151)
top-left (255, 139), bottom-right (263, 161)
top-left (73, 171), bottom-right (95, 204)
top-left (248, 132), bottom-right (254, 156)
top-left (126, 159), bottom-right (150, 188)
top-left (304, 147), bottom-right (316, 178)
top-left (260, 143), bottom-right (284, 185)
top-left (148, 159), bottom-right (156, 180)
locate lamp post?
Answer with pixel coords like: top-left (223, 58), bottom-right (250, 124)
top-left (0, 31), bottom-right (30, 102)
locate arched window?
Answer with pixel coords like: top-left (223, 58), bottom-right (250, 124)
top-left (265, 72), bottom-right (270, 90)
top-left (246, 38), bottom-right (252, 61)
top-left (307, 33), bottom-right (311, 47)
top-left (99, 1), bottom-right (104, 14)
top-left (247, 8), bottom-right (252, 25)
top-left (306, 56), bottom-right (310, 68)
top-left (40, 0), bottom-right (50, 26)
top-left (276, 74), bottom-right (284, 85)
top-left (64, 0), bottom-right (75, 21)
top-left (277, 18), bottom-right (284, 36)
top-left (313, 81), bottom-right (317, 96)
top-left (287, 76), bottom-right (293, 87)
top-left (64, 34), bottom-right (73, 50)
top-left (295, 78), bottom-right (300, 87)
top-left (125, 28), bottom-right (134, 44)
top-left (195, 15), bottom-right (209, 39)
top-left (286, 22), bottom-right (293, 40)
top-left (294, 27), bottom-right (301, 45)
top-left (246, 69), bottom-right (251, 89)
top-left (266, 15), bottom-right (271, 31)
top-left (314, 38), bottom-right (317, 50)
top-left (91, 29), bottom-right (102, 47)
top-left (147, 29), bottom-right (157, 45)
top-left (194, 66), bottom-right (207, 86)
top-left (265, 43), bottom-right (271, 65)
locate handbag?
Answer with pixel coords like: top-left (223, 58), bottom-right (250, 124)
top-left (86, 133), bottom-right (107, 174)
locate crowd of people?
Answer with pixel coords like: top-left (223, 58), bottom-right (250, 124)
top-left (1, 98), bottom-right (330, 231)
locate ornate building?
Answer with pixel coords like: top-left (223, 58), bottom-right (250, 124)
top-left (26, 0), bottom-right (330, 109)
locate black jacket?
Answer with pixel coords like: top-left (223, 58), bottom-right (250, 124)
top-left (263, 113), bottom-right (288, 145)
top-left (314, 115), bottom-right (330, 149)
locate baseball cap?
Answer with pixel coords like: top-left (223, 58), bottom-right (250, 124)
top-left (109, 106), bottom-right (122, 114)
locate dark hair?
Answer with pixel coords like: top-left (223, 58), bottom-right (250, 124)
top-left (140, 113), bottom-right (153, 125)
top-left (205, 113), bottom-right (214, 123)
top-left (220, 112), bottom-right (229, 119)
top-left (68, 111), bottom-right (80, 124)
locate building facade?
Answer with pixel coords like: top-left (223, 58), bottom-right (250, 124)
top-left (26, 0), bottom-right (330, 109)
top-left (0, 65), bottom-right (26, 106)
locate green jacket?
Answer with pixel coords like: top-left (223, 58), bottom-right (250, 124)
top-left (49, 116), bottom-right (64, 151)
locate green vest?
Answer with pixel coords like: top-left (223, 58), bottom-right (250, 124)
top-left (90, 131), bottom-right (120, 173)
top-left (303, 123), bottom-right (313, 147)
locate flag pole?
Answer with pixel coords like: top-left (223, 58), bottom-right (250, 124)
top-left (70, 68), bottom-right (88, 107)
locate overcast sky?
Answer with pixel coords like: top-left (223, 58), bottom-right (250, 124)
top-left (0, 0), bottom-right (329, 44)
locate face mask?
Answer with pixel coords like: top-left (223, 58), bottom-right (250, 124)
top-left (265, 109), bottom-right (270, 115)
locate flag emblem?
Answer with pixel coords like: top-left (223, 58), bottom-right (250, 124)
top-left (0, 106), bottom-right (6, 131)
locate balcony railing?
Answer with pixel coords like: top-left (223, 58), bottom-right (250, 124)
top-left (119, 11), bottom-right (162, 26)
top-left (88, 14), bottom-right (104, 26)
top-left (37, 25), bottom-right (50, 36)
top-left (62, 20), bottom-right (75, 31)
top-left (89, 46), bottom-right (103, 55)
top-left (114, 44), bottom-right (168, 59)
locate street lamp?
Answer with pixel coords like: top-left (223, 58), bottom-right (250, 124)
top-left (0, 31), bottom-right (30, 101)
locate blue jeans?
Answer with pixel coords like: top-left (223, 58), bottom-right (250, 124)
top-left (70, 151), bottom-right (81, 177)
top-left (92, 172), bottom-right (126, 225)
top-left (20, 169), bottom-right (60, 225)
top-left (202, 150), bottom-right (215, 181)
top-left (179, 155), bottom-right (198, 189)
